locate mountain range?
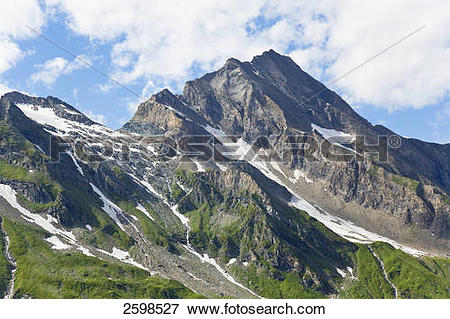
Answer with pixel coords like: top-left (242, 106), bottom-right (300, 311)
top-left (0, 50), bottom-right (448, 299)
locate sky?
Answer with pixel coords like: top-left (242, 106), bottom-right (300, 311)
top-left (0, 0), bottom-right (449, 143)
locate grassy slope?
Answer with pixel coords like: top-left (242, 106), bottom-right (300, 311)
top-left (232, 264), bottom-right (324, 298)
top-left (2, 218), bottom-right (202, 299)
top-left (0, 219), bottom-right (11, 298)
top-left (370, 242), bottom-right (450, 298)
top-left (341, 244), bottom-right (395, 298)
top-left (341, 243), bottom-right (450, 298)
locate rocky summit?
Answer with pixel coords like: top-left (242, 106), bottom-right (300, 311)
top-left (0, 50), bottom-right (449, 299)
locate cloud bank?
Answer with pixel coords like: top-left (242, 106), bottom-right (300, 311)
top-left (0, 0), bottom-right (45, 88)
top-left (2, 1), bottom-right (450, 114)
top-left (43, 0), bottom-right (450, 111)
top-left (31, 55), bottom-right (91, 86)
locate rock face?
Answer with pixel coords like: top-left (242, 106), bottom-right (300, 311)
top-left (181, 50), bottom-right (366, 137)
top-left (124, 50), bottom-right (449, 253)
top-left (123, 89), bottom-right (208, 136)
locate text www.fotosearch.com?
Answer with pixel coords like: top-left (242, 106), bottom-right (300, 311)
top-left (186, 302), bottom-right (325, 315)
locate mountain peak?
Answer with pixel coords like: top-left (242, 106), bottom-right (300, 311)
top-left (251, 49), bottom-right (296, 67)
top-left (221, 50), bottom-right (294, 74)
top-left (260, 48), bottom-right (283, 58)
top-left (1, 91), bottom-right (96, 126)
top-left (153, 88), bottom-right (177, 103)
top-left (224, 57), bottom-right (242, 68)
top-left (2, 91), bottom-right (44, 104)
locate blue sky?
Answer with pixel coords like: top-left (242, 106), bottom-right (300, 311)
top-left (1, 1), bottom-right (449, 143)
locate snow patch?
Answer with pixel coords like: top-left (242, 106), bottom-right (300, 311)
top-left (291, 169), bottom-right (313, 184)
top-left (204, 124), bottom-right (227, 140)
top-left (16, 103), bottom-right (72, 135)
top-left (193, 159), bottom-right (206, 172)
top-left (66, 152), bottom-right (84, 176)
top-left (182, 244), bottom-right (259, 297)
top-left (215, 162), bottom-right (228, 171)
top-left (368, 246), bottom-right (398, 298)
top-left (34, 144), bottom-right (45, 154)
top-left (136, 203), bottom-right (155, 221)
top-left (176, 181), bottom-right (190, 193)
top-left (128, 173), bottom-right (164, 201)
top-left (46, 235), bottom-right (71, 250)
top-left (2, 229), bottom-right (16, 299)
top-left (311, 123), bottom-right (359, 154)
top-left (170, 204), bottom-right (190, 228)
top-left (346, 267), bottom-right (356, 279)
top-left (289, 196), bottom-right (425, 256)
top-left (90, 184), bottom-right (141, 234)
top-left (335, 268), bottom-right (347, 278)
top-left (90, 183), bottom-right (127, 232)
top-left (186, 272), bottom-right (202, 281)
top-left (271, 161), bottom-right (288, 179)
top-left (311, 123), bottom-right (355, 144)
top-left (97, 247), bottom-right (149, 271)
top-left (77, 246), bottom-right (95, 257)
top-left (46, 214), bottom-right (58, 224)
top-left (227, 258), bottom-right (237, 266)
top-left (17, 103), bottom-right (126, 140)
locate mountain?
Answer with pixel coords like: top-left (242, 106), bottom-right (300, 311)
top-left (0, 50), bottom-right (449, 299)
top-left (125, 50), bottom-right (449, 254)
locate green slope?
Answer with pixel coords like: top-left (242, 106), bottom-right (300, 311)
top-left (370, 242), bottom-right (450, 298)
top-left (2, 218), bottom-right (202, 299)
top-left (0, 219), bottom-right (12, 298)
top-left (341, 243), bottom-right (450, 298)
top-left (340, 244), bottom-right (396, 298)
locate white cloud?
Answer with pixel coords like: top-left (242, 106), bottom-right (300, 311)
top-left (0, 83), bottom-right (14, 97)
top-left (318, 0), bottom-right (450, 111)
top-left (123, 95), bottom-right (147, 114)
top-left (0, 0), bottom-right (45, 78)
top-left (126, 100), bottom-right (139, 114)
top-left (279, 0), bottom-right (450, 111)
top-left (84, 110), bottom-right (107, 125)
top-left (45, 0), bottom-right (449, 111)
top-left (31, 55), bottom-right (90, 86)
top-left (0, 38), bottom-right (23, 75)
top-left (0, 0), bottom-right (44, 39)
top-left (45, 0), bottom-right (290, 91)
